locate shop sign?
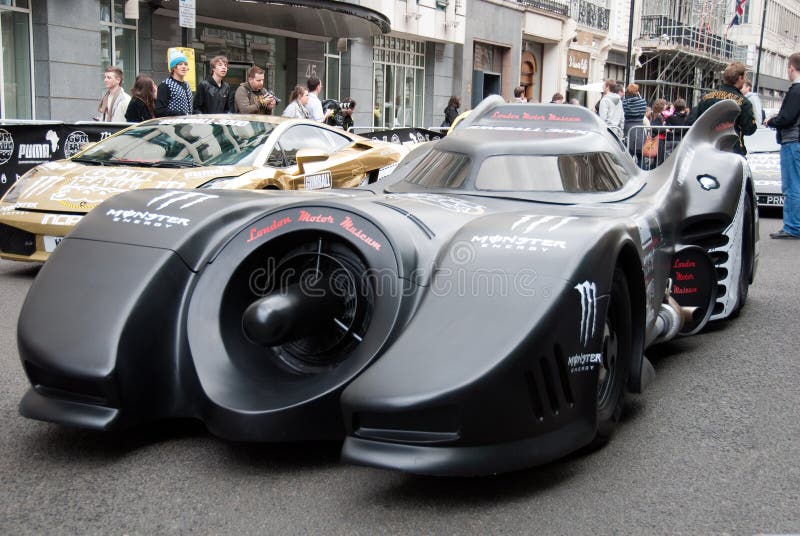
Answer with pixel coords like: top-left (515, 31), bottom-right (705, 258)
top-left (567, 50), bottom-right (590, 78)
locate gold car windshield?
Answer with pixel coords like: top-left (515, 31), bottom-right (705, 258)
top-left (80, 118), bottom-right (275, 166)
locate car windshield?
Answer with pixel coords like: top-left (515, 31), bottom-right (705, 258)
top-left (80, 117), bottom-right (275, 166)
top-left (403, 149), bottom-right (472, 188)
top-left (748, 129), bottom-right (780, 153)
top-left (475, 153), bottom-right (626, 192)
top-left (402, 149), bottom-right (627, 192)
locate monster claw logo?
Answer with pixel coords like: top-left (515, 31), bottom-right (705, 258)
top-left (574, 280), bottom-right (597, 346)
top-left (146, 191), bottom-right (219, 210)
top-left (511, 215), bottom-right (578, 233)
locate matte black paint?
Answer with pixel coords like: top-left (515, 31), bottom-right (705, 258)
top-left (17, 99), bottom-right (757, 475)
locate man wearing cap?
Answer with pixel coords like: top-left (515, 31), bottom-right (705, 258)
top-left (155, 49), bottom-right (193, 117)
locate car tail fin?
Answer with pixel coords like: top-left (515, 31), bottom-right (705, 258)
top-left (680, 99), bottom-right (741, 156)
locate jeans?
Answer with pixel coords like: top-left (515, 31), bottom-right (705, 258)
top-left (780, 142), bottom-right (800, 236)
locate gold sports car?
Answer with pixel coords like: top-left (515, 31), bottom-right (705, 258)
top-left (0, 115), bottom-right (408, 262)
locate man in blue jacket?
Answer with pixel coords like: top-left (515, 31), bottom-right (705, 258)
top-left (765, 52), bottom-right (800, 239)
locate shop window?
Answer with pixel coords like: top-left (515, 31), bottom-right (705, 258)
top-left (100, 0), bottom-right (137, 90)
top-left (373, 36), bottom-right (425, 128)
top-left (0, 0), bottom-right (33, 119)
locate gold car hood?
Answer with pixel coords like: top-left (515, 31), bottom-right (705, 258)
top-left (14, 161), bottom-right (255, 213)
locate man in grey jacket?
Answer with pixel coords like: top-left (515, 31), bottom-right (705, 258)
top-left (599, 82), bottom-right (625, 138)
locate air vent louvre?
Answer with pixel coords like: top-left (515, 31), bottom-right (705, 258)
top-left (524, 370), bottom-right (545, 421)
top-left (539, 357), bottom-right (560, 415)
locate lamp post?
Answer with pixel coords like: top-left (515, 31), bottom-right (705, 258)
top-left (754, 0), bottom-right (768, 92)
top-left (625, 0), bottom-right (636, 87)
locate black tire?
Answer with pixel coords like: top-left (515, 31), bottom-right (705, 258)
top-left (591, 267), bottom-right (632, 447)
top-left (735, 195), bottom-right (754, 313)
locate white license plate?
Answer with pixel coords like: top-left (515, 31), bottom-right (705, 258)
top-left (758, 194), bottom-right (785, 206)
top-left (43, 235), bottom-right (64, 252)
top-left (303, 172), bottom-right (332, 190)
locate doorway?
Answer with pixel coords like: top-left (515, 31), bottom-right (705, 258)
top-left (471, 70), bottom-right (501, 108)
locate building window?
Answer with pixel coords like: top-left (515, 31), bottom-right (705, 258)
top-left (373, 35), bottom-right (425, 128)
top-left (325, 40), bottom-right (341, 102)
top-left (100, 0), bottom-right (138, 90)
top-left (193, 24), bottom-right (283, 99)
top-left (0, 0), bottom-right (33, 119)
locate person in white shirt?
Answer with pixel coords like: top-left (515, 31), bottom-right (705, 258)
top-left (97, 66), bottom-right (131, 122)
top-left (306, 76), bottom-right (325, 122)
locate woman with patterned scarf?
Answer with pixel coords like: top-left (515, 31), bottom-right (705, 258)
top-left (155, 50), bottom-right (193, 117)
top-left (281, 85), bottom-right (311, 119)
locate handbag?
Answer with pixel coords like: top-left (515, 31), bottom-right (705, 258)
top-left (642, 136), bottom-right (659, 158)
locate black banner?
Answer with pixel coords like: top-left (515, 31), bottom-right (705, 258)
top-left (358, 127), bottom-right (444, 145)
top-left (0, 122), bottom-right (129, 198)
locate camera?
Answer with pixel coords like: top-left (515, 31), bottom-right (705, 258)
top-left (322, 99), bottom-right (355, 115)
top-left (265, 89), bottom-right (281, 105)
top-left (322, 98), bottom-right (356, 131)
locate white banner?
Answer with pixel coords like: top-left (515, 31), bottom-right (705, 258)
top-left (178, 0), bottom-right (196, 29)
top-left (124, 0), bottom-right (139, 19)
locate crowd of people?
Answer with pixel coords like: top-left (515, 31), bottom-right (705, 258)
top-left (99, 51), bottom-right (356, 131)
top-left (99, 51), bottom-right (798, 240)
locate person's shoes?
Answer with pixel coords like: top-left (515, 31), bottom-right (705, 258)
top-left (770, 229), bottom-right (800, 239)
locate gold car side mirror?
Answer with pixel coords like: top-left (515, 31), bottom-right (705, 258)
top-left (295, 148), bottom-right (330, 175)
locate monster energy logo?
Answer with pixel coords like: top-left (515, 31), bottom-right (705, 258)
top-left (574, 280), bottom-right (597, 346)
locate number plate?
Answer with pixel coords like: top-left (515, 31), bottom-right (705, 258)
top-left (43, 235), bottom-right (63, 252)
top-left (303, 171), bottom-right (332, 190)
top-left (758, 194), bottom-right (785, 206)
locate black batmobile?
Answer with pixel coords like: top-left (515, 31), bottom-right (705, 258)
top-left (17, 98), bottom-right (758, 476)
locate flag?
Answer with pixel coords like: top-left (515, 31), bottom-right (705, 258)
top-left (726, 0), bottom-right (747, 35)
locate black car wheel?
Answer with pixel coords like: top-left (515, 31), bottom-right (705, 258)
top-left (592, 267), bottom-right (631, 446)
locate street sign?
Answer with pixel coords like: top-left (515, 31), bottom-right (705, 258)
top-left (178, 0), bottom-right (196, 29)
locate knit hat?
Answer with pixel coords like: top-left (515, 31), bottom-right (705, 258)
top-left (168, 49), bottom-right (188, 71)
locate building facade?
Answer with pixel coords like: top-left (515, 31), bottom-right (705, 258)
top-left (4, 0), bottom-right (796, 128)
top-left (728, 0), bottom-right (800, 109)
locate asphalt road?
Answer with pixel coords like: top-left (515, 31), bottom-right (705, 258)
top-left (1, 210), bottom-right (798, 534)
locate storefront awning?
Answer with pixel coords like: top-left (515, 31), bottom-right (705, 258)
top-left (569, 81), bottom-right (605, 92)
top-left (196, 0), bottom-right (391, 38)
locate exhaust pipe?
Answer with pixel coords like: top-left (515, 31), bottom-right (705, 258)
top-left (653, 286), bottom-right (700, 344)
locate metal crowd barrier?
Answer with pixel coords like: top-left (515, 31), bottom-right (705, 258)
top-left (624, 124), bottom-right (691, 170)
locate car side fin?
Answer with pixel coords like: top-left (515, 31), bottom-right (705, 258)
top-left (456, 95), bottom-right (507, 130)
top-left (679, 99), bottom-right (741, 156)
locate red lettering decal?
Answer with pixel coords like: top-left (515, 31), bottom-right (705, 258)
top-left (672, 259), bottom-right (697, 269)
top-left (491, 111), bottom-right (520, 120)
top-left (246, 217), bottom-right (292, 243)
top-left (298, 210), bottom-right (335, 224)
top-left (340, 216), bottom-right (382, 251)
top-left (547, 113), bottom-right (581, 122)
top-left (672, 285), bottom-right (698, 295)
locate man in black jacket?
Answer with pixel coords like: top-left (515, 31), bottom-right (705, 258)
top-left (765, 52), bottom-right (800, 239)
top-left (690, 62), bottom-right (758, 155)
top-left (193, 55), bottom-right (232, 114)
